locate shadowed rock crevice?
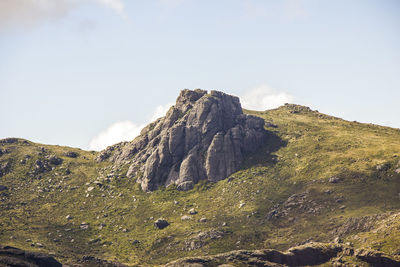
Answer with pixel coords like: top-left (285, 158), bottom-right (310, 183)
top-left (97, 89), bottom-right (269, 191)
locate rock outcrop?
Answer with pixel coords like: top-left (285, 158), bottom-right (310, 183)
top-left (165, 242), bottom-right (400, 267)
top-left (0, 161), bottom-right (11, 177)
top-left (0, 245), bottom-right (62, 267)
top-left (97, 89), bottom-right (268, 191)
top-left (165, 242), bottom-right (343, 267)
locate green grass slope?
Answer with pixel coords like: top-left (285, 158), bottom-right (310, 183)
top-left (0, 104), bottom-right (399, 266)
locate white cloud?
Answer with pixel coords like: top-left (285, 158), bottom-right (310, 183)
top-left (240, 85), bottom-right (294, 110)
top-left (89, 102), bottom-right (173, 151)
top-left (150, 102), bottom-right (174, 121)
top-left (0, 0), bottom-right (125, 31)
top-left (89, 87), bottom-right (293, 151)
top-left (88, 120), bottom-right (145, 151)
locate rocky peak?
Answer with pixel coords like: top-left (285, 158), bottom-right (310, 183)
top-left (97, 89), bottom-right (268, 191)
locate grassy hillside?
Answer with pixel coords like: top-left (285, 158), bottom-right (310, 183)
top-left (1, 104), bottom-right (399, 266)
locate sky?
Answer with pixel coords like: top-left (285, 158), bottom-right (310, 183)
top-left (0, 0), bottom-right (399, 151)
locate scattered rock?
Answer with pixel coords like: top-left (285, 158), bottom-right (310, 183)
top-left (0, 148), bottom-right (10, 157)
top-left (199, 217), bottom-right (207, 223)
top-left (34, 160), bottom-right (52, 174)
top-left (329, 176), bottom-right (342, 183)
top-left (0, 185), bottom-right (8, 191)
top-left (132, 240), bottom-right (140, 245)
top-left (88, 238), bottom-right (101, 244)
top-left (177, 181), bottom-right (194, 191)
top-left (154, 219), bottom-right (169, 229)
top-left (80, 222), bottom-right (89, 230)
top-left (87, 186), bottom-right (95, 192)
top-left (46, 154), bottom-right (62, 165)
top-left (334, 237), bottom-right (342, 244)
top-left (94, 181), bottom-right (103, 187)
top-left (181, 215), bottom-right (192, 221)
top-left (331, 213), bottom-right (387, 236)
top-left (266, 192), bottom-right (324, 220)
top-left (65, 215), bottom-right (73, 220)
top-left (183, 230), bottom-right (227, 251)
top-left (197, 230), bottom-right (225, 240)
top-left (0, 138), bottom-right (19, 144)
top-left (188, 208), bottom-right (198, 215)
top-left (80, 255), bottom-right (128, 267)
top-left (376, 164), bottom-right (388, 171)
top-left (0, 161), bottom-right (11, 177)
top-left (64, 151), bottom-right (78, 158)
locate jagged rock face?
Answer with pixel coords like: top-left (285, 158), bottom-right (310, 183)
top-left (97, 89), bottom-right (268, 191)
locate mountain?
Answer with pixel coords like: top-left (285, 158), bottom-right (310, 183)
top-left (0, 90), bottom-right (400, 266)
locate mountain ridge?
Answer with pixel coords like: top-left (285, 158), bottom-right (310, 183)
top-left (0, 90), bottom-right (400, 266)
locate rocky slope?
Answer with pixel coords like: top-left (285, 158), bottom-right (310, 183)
top-left (97, 89), bottom-right (268, 191)
top-left (0, 89), bottom-right (400, 266)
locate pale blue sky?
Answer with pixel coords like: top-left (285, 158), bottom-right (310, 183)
top-left (0, 0), bottom-right (399, 150)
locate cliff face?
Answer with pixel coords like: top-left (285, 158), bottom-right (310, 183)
top-left (97, 89), bottom-right (268, 191)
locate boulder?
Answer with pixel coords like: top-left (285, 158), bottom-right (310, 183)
top-left (0, 185), bottom-right (8, 191)
top-left (188, 208), bottom-right (197, 215)
top-left (177, 181), bottom-right (194, 191)
top-left (181, 215), bottom-right (192, 221)
top-left (199, 217), bottom-right (207, 223)
top-left (46, 155), bottom-right (62, 165)
top-left (64, 151), bottom-right (78, 158)
top-left (328, 176), bottom-right (342, 183)
top-left (0, 148), bottom-right (9, 157)
top-left (154, 219), bottom-right (169, 229)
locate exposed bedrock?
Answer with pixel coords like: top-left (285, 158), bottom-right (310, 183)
top-left (97, 89), bottom-right (268, 191)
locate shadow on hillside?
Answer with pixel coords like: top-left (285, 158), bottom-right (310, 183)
top-left (241, 130), bottom-right (287, 169)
